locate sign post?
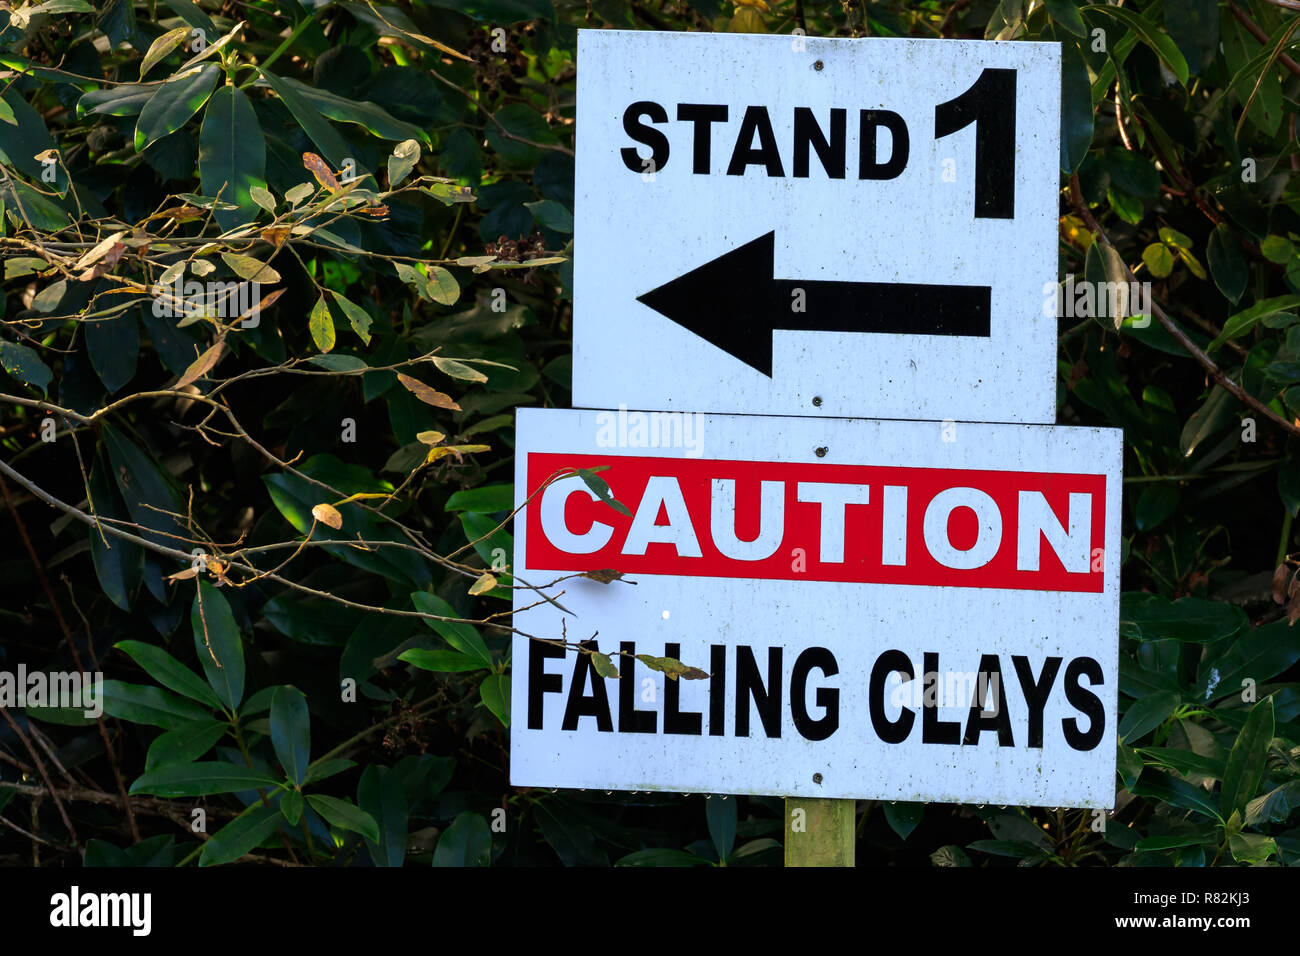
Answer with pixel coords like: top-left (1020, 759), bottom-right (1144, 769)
top-left (510, 31), bottom-right (1117, 868)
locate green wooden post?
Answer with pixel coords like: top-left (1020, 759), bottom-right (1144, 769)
top-left (784, 797), bottom-right (856, 866)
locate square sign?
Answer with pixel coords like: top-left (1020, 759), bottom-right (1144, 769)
top-left (573, 30), bottom-right (1061, 424)
top-left (511, 408), bottom-right (1122, 807)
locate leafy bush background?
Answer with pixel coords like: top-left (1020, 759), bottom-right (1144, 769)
top-left (0, 0), bottom-right (1298, 867)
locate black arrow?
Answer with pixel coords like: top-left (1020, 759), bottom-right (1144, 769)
top-left (636, 231), bottom-right (991, 377)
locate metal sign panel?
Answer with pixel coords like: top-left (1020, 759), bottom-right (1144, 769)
top-left (510, 408), bottom-right (1122, 807)
top-left (573, 30), bottom-right (1061, 424)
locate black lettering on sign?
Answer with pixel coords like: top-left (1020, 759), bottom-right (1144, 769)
top-left (1012, 655), bottom-right (1062, 749)
top-left (858, 110), bottom-right (909, 180)
top-left (527, 637), bottom-right (565, 730)
top-left (934, 68), bottom-right (1017, 218)
top-left (962, 653), bottom-right (1012, 747)
top-left (922, 651), bottom-right (961, 745)
top-left (663, 641), bottom-right (703, 735)
top-left (618, 641), bottom-right (656, 733)
top-left (1062, 656), bottom-right (1105, 751)
top-left (793, 107), bottom-right (846, 179)
top-left (790, 646), bottom-right (840, 741)
top-left (709, 644), bottom-right (727, 736)
top-left (677, 104), bottom-right (728, 174)
top-left (561, 639), bottom-right (613, 732)
top-left (735, 645), bottom-right (782, 737)
top-left (869, 649), bottom-right (914, 744)
top-left (726, 106), bottom-right (785, 177)
top-left (620, 100), bottom-right (670, 174)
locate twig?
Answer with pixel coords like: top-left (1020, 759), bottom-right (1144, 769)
top-left (1069, 174), bottom-right (1300, 439)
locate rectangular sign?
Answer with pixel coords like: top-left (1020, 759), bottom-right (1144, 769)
top-left (573, 31), bottom-right (1061, 424)
top-left (511, 408), bottom-right (1123, 807)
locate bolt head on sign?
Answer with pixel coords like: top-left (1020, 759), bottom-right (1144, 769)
top-left (573, 30), bottom-right (1061, 424)
top-left (511, 409), bottom-right (1122, 807)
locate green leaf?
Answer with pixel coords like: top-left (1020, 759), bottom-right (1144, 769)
top-left (1134, 483), bottom-right (1177, 530)
top-left (329, 291), bottom-right (372, 345)
top-left (306, 795), bottom-right (380, 843)
top-left (1135, 827), bottom-right (1218, 851)
top-left (281, 789), bottom-right (303, 826)
top-left (1119, 691), bottom-right (1180, 743)
top-left (410, 591), bottom-right (491, 665)
top-left (485, 103), bottom-right (556, 167)
top-left (130, 761), bottom-right (281, 797)
top-left (199, 85), bottom-right (267, 232)
top-left (1207, 224), bottom-right (1247, 304)
top-left (192, 579), bottom-right (245, 710)
top-left (258, 67), bottom-right (356, 172)
top-left (1209, 296), bottom-right (1300, 352)
top-left (1119, 594), bottom-right (1247, 643)
top-left (1045, 0), bottom-right (1086, 37)
top-left (1060, 39), bottom-right (1093, 173)
top-left (199, 806), bottom-right (282, 866)
top-left (102, 680), bottom-right (212, 729)
top-left (1141, 243), bottom-right (1174, 279)
top-left (134, 63), bottom-right (220, 151)
top-left (388, 138), bottom-right (420, 187)
top-left (479, 673), bottom-right (510, 727)
top-left (576, 468), bottom-right (631, 516)
top-left (88, 463), bottom-right (142, 612)
top-left (1132, 771), bottom-right (1224, 821)
top-left (444, 483), bottom-right (513, 513)
top-left (1082, 5), bottom-right (1190, 85)
top-left (706, 795), bottom-right (737, 861)
top-left (359, 765), bottom-right (407, 867)
top-left (1164, 0), bottom-right (1218, 74)
top-left (303, 758), bottom-right (355, 785)
top-left (1195, 618), bottom-right (1300, 701)
top-left (1137, 746), bottom-right (1225, 780)
top-left (883, 801), bottom-right (925, 841)
top-left (309, 295), bottom-right (335, 352)
top-left (1178, 385), bottom-right (1236, 457)
top-left (1228, 831), bottom-right (1277, 864)
top-left (270, 686), bottom-right (310, 786)
top-left (115, 639), bottom-right (223, 709)
top-left (1221, 697), bottom-right (1275, 817)
top-left (0, 88), bottom-right (67, 193)
top-left (1261, 235), bottom-right (1295, 264)
top-left (525, 199), bottom-right (573, 233)
top-left (307, 354), bottom-right (366, 372)
top-left (616, 848), bottom-right (711, 866)
top-left (279, 77), bottom-right (430, 145)
top-left (0, 340), bottom-right (53, 392)
top-left (432, 811), bottom-right (491, 866)
top-left (144, 719), bottom-right (227, 771)
top-left (399, 649), bottom-right (487, 673)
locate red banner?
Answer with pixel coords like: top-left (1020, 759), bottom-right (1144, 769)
top-left (524, 453), bottom-right (1107, 593)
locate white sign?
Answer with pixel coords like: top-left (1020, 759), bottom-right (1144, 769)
top-left (573, 31), bottom-right (1061, 424)
top-left (511, 408), bottom-right (1122, 807)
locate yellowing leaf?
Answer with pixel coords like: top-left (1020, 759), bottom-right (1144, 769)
top-left (302, 151), bottom-right (339, 191)
top-left (175, 341), bottom-right (226, 388)
top-left (329, 292), bottom-right (372, 345)
top-left (220, 252), bottom-right (281, 284)
top-left (311, 503), bottom-right (343, 529)
top-left (591, 652), bottom-right (621, 679)
top-left (431, 357), bottom-right (487, 383)
top-left (398, 372), bottom-right (460, 410)
top-left (140, 27), bottom-right (192, 79)
top-left (468, 572), bottom-right (497, 596)
top-left (309, 295), bottom-right (334, 353)
top-left (635, 654), bottom-right (709, 681)
top-left (424, 444), bottom-right (489, 464)
top-left (416, 430), bottom-right (446, 445)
